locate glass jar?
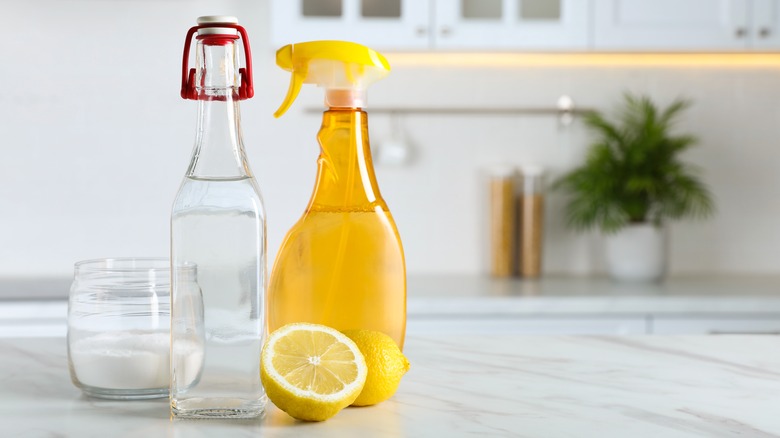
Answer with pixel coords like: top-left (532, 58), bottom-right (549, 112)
top-left (518, 166), bottom-right (545, 278)
top-left (67, 258), bottom-right (200, 399)
top-left (488, 166), bottom-right (517, 277)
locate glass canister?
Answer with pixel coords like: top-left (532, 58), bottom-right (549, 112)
top-left (67, 258), bottom-right (201, 399)
top-left (488, 166), bottom-right (517, 277)
top-left (518, 166), bottom-right (545, 278)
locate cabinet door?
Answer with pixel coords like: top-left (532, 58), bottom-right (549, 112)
top-left (652, 316), bottom-right (780, 334)
top-left (592, 0), bottom-right (749, 50)
top-left (270, 0), bottom-right (431, 50)
top-left (407, 317), bottom-right (648, 335)
top-left (433, 0), bottom-right (590, 50)
top-left (0, 302), bottom-right (67, 338)
top-left (752, 0), bottom-right (780, 49)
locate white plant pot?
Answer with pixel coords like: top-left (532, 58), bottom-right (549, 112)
top-left (604, 223), bottom-right (668, 282)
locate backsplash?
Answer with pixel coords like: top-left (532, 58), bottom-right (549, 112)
top-left (3, 0), bottom-right (780, 276)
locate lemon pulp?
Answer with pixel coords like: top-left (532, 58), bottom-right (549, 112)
top-left (261, 323), bottom-right (367, 421)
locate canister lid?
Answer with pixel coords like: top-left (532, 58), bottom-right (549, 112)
top-left (486, 165), bottom-right (517, 178)
top-left (196, 15), bottom-right (239, 36)
top-left (520, 164), bottom-right (545, 177)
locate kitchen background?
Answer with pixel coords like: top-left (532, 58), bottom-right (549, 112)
top-left (3, 0), bottom-right (780, 281)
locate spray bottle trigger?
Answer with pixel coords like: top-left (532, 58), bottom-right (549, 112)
top-left (275, 70), bottom-right (306, 118)
top-left (274, 44), bottom-right (301, 118)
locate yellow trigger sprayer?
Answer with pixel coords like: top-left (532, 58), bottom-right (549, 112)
top-left (268, 41), bottom-right (407, 349)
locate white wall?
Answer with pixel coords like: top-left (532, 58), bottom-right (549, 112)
top-left (2, 0), bottom-right (779, 277)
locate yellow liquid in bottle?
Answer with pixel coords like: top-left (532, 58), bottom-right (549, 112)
top-left (268, 110), bottom-right (407, 349)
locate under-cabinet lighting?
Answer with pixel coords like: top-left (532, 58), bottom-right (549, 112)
top-left (385, 52), bottom-right (780, 68)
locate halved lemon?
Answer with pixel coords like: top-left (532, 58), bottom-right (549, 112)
top-left (260, 323), bottom-right (367, 421)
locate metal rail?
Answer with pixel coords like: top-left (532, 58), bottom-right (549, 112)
top-left (302, 95), bottom-right (593, 126)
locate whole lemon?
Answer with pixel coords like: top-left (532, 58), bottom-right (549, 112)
top-left (342, 329), bottom-right (410, 406)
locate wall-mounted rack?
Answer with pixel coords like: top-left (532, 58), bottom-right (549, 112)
top-left (303, 95), bottom-right (595, 126)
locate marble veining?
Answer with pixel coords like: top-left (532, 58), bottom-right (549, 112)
top-left (1, 335), bottom-right (780, 437)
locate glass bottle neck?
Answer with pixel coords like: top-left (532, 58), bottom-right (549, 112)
top-left (308, 109), bottom-right (385, 212)
top-left (186, 40), bottom-right (251, 180)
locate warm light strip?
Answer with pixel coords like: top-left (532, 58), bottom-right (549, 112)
top-left (385, 52), bottom-right (780, 68)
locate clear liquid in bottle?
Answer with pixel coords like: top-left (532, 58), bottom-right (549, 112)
top-left (171, 176), bottom-right (266, 417)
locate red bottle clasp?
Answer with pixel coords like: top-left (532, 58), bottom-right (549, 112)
top-left (180, 23), bottom-right (254, 101)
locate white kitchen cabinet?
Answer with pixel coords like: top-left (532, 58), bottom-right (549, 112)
top-left (272, 0), bottom-right (780, 52)
top-left (0, 322), bottom-right (65, 338)
top-left (651, 316), bottom-right (780, 334)
top-left (0, 301), bottom-right (66, 338)
top-left (592, 0), bottom-right (780, 51)
top-left (593, 0), bottom-right (750, 51)
top-left (433, 0), bottom-right (589, 50)
top-left (408, 315), bottom-right (780, 335)
top-left (407, 316), bottom-right (648, 335)
top-left (751, 0), bottom-right (780, 49)
top-left (271, 0), bottom-right (590, 51)
top-left (270, 0), bottom-right (431, 50)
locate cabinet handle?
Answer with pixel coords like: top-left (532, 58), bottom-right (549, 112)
top-left (760, 27), bottom-right (771, 38)
top-left (440, 26), bottom-right (452, 37)
top-left (415, 26), bottom-right (427, 37)
top-left (735, 27), bottom-right (747, 38)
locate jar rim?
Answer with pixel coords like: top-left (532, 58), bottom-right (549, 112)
top-left (74, 258), bottom-right (195, 273)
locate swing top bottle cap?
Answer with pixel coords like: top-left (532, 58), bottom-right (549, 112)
top-left (273, 41), bottom-right (391, 117)
top-left (181, 16), bottom-right (254, 100)
top-left (196, 15), bottom-right (239, 36)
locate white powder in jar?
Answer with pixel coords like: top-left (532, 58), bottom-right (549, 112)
top-left (70, 331), bottom-right (202, 390)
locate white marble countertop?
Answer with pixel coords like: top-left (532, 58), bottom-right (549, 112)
top-left (2, 335), bottom-right (780, 437)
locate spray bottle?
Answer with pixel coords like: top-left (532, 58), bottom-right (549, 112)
top-left (269, 41), bottom-right (406, 348)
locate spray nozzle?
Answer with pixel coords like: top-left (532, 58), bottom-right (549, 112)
top-left (273, 41), bottom-right (390, 118)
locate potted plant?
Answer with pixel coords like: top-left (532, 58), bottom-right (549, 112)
top-left (554, 93), bottom-right (715, 282)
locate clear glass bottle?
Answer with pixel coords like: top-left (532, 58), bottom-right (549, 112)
top-left (170, 16), bottom-right (266, 419)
